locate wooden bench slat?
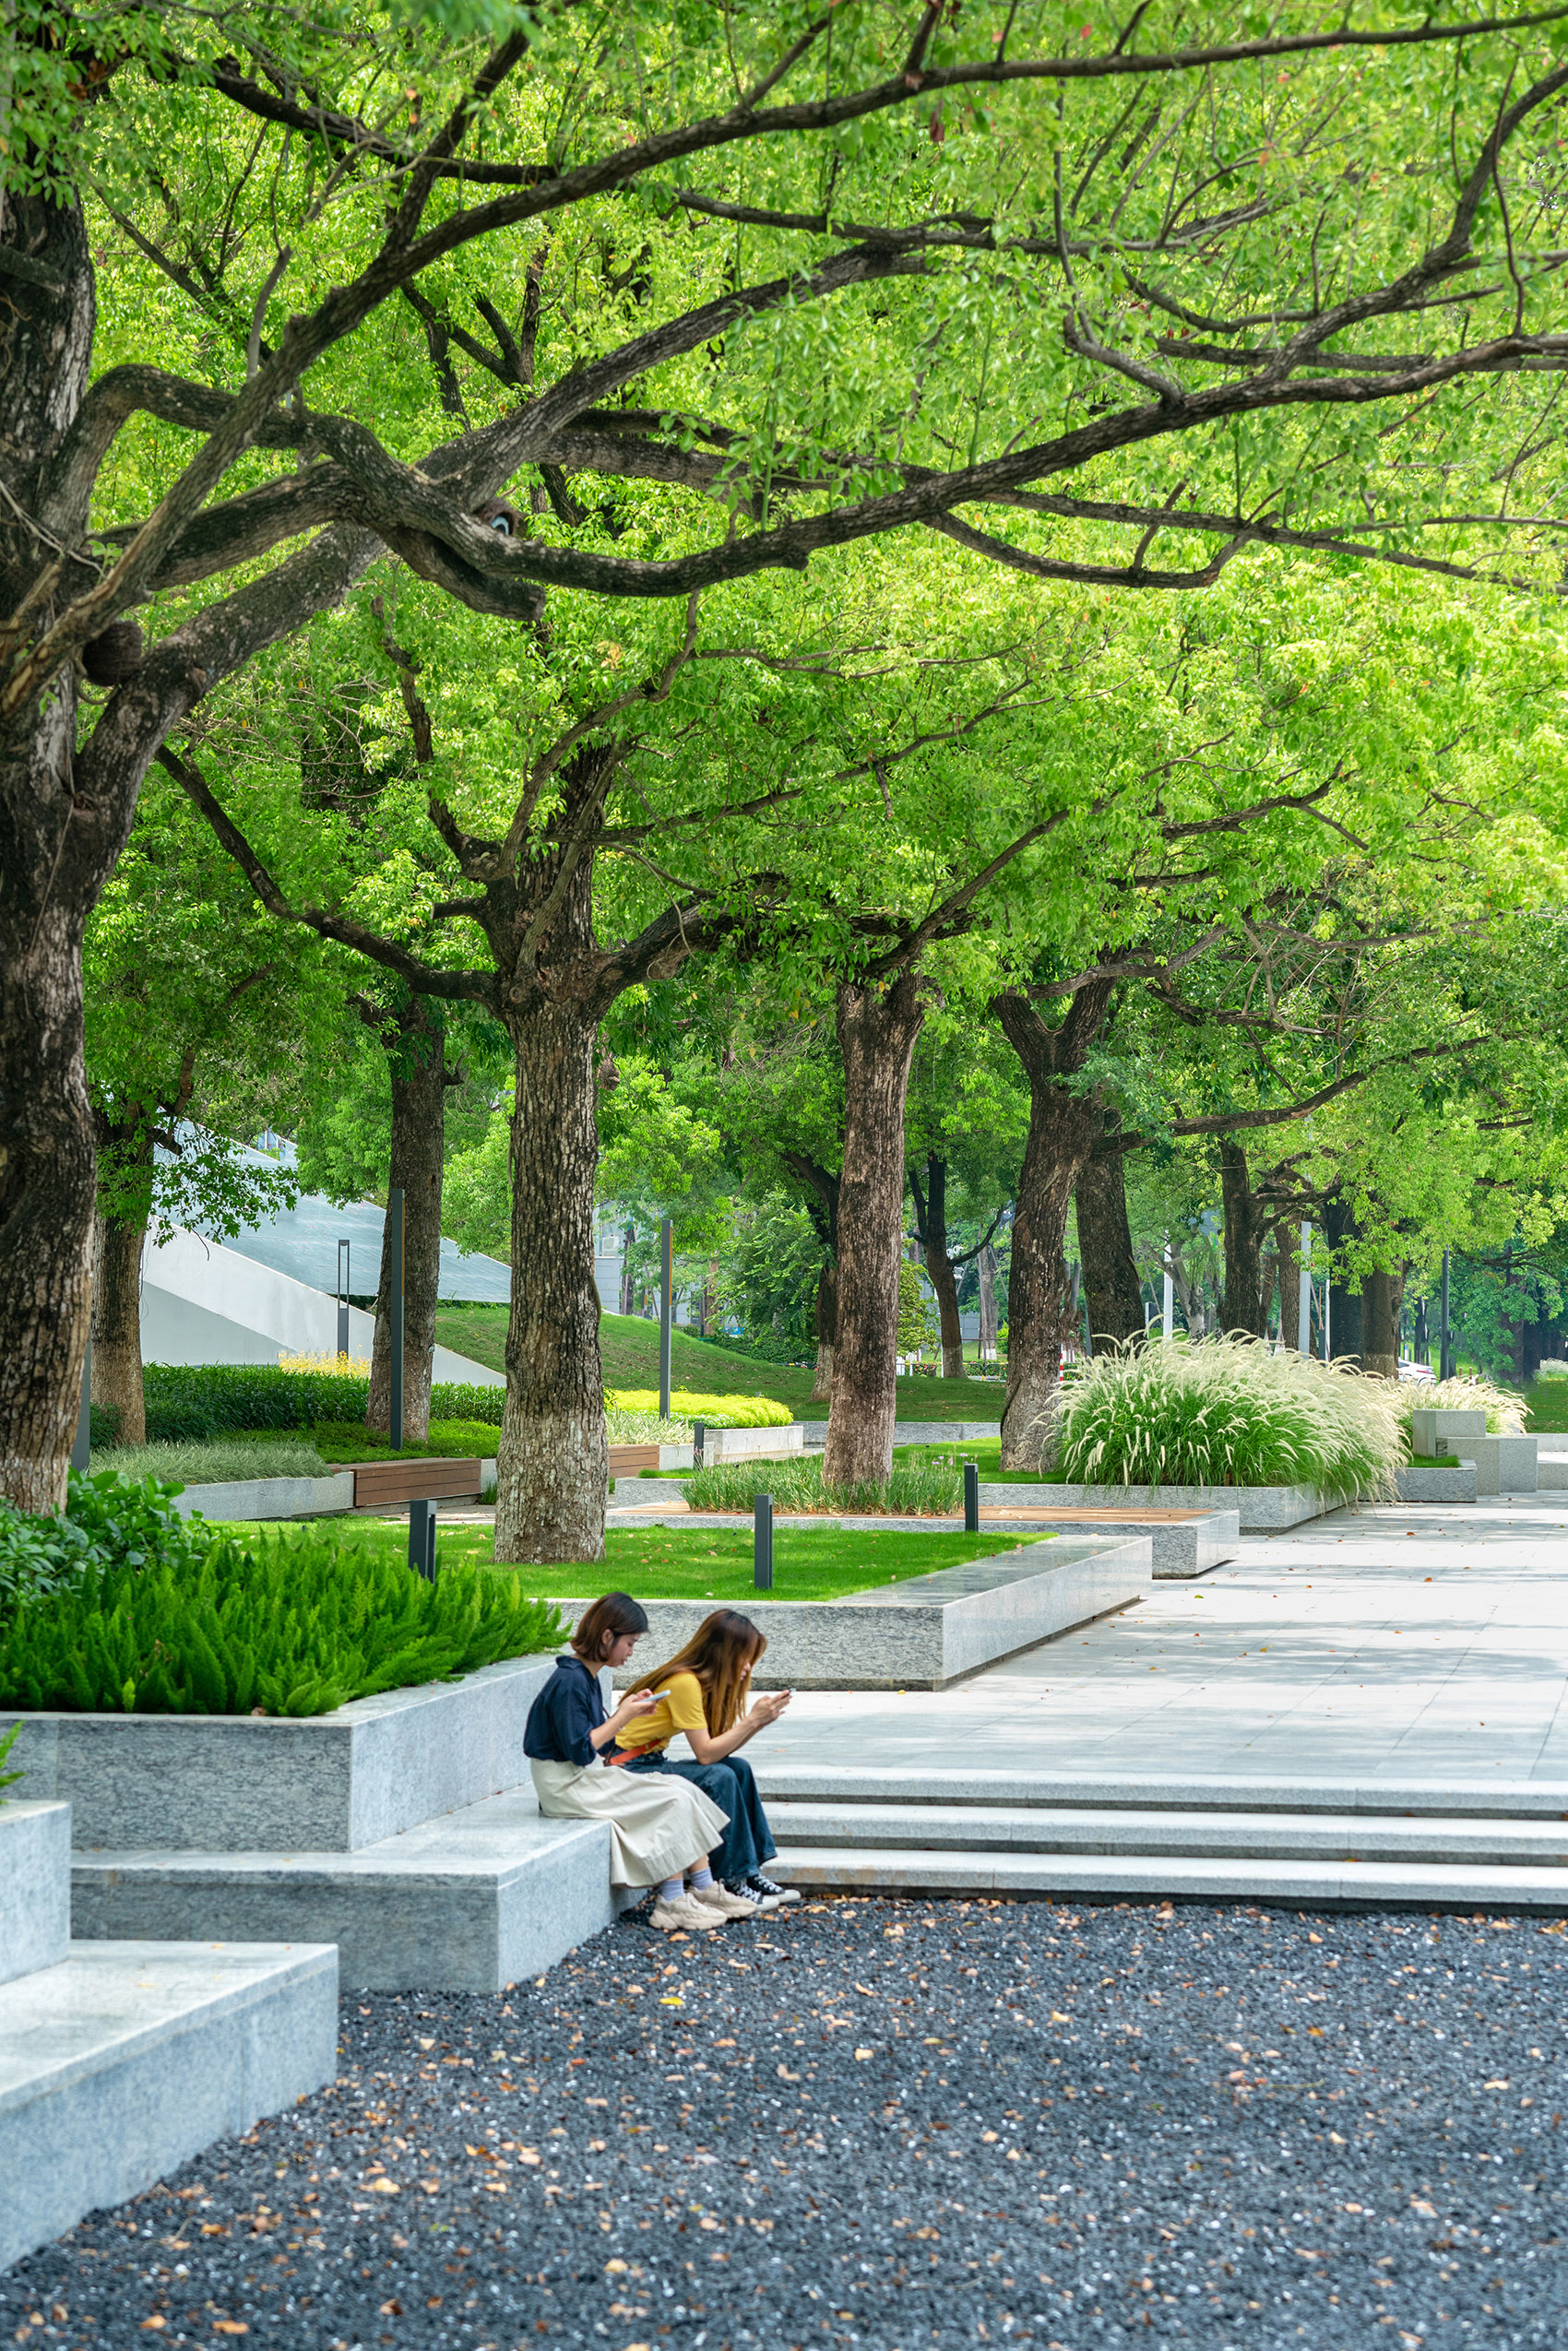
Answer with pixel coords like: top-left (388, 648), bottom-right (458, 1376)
top-left (349, 1457), bottom-right (484, 1509)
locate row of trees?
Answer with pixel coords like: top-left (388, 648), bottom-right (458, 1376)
top-left (11, 5), bottom-right (1568, 1552)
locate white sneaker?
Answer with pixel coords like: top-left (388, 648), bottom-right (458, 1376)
top-left (726, 1878), bottom-right (786, 1916)
top-left (650, 1892), bottom-right (721, 1933)
top-left (691, 1882), bottom-right (757, 1922)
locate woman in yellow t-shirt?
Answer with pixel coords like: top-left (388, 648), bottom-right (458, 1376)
top-left (612, 1609), bottom-right (799, 1916)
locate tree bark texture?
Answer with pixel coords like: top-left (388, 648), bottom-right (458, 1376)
top-left (0, 195), bottom-right (107, 1509)
top-left (810, 1261), bottom-right (837, 1403)
top-left (993, 979), bottom-right (1115, 1470)
top-left (1075, 1135), bottom-right (1145, 1351)
top-left (823, 974), bottom-right (925, 1487)
top-left (366, 999), bottom-right (448, 1443)
top-left (90, 1203), bottom-right (149, 1446)
top-left (978, 1242), bottom-right (1000, 1362)
top-left (909, 1155), bottom-right (966, 1379)
top-left (1218, 1140), bottom-right (1271, 1337)
top-left (619, 1223), bottom-right (636, 1317)
top-left (1276, 1220), bottom-right (1309, 1353)
top-left (1360, 1266), bottom-right (1403, 1380)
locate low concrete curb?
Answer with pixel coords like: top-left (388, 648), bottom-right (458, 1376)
top-left (802, 1419), bottom-right (1004, 1446)
top-left (0, 1652), bottom-right (563, 1855)
top-left (1396, 1464), bottom-right (1477, 1502)
top-left (174, 1469), bottom-right (356, 1521)
top-left (560, 1534), bottom-right (1151, 1690)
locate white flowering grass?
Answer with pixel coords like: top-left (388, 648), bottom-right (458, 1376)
top-left (1404, 1374), bottom-right (1524, 1434)
top-left (1053, 1335), bottom-right (1407, 1502)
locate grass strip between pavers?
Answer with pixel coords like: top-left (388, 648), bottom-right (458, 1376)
top-left (216, 1519), bottom-right (1041, 1602)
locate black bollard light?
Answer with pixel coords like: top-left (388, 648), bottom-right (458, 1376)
top-left (963, 1458), bottom-right (980, 1534)
top-left (693, 1418), bottom-right (707, 1471)
top-left (409, 1496), bottom-right (437, 1581)
top-left (754, 1492), bottom-right (773, 1589)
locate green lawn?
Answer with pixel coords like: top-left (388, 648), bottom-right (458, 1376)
top-left (1525, 1380), bottom-right (1568, 1434)
top-left (312, 1419), bottom-right (499, 1462)
top-left (223, 1516), bottom-right (1037, 1601)
top-left (434, 1302), bottom-right (1008, 1421)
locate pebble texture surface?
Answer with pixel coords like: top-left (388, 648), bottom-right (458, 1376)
top-left (3, 1894), bottom-right (1564, 2347)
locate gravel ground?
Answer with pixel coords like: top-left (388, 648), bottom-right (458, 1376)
top-left (5, 1897), bottom-right (1565, 2349)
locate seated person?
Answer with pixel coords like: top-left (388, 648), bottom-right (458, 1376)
top-left (525, 1593), bottom-right (751, 1932)
top-left (611, 1608), bottom-right (799, 1915)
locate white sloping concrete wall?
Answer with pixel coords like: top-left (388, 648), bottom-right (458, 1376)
top-left (141, 1228), bottom-right (504, 1387)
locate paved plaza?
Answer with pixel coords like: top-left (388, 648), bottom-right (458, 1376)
top-left (754, 1494), bottom-right (1568, 1789)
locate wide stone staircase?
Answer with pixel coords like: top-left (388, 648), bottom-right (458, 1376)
top-left (757, 1766), bottom-right (1568, 1912)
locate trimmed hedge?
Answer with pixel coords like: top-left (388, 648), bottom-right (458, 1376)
top-left (137, 1364), bottom-right (505, 1441)
top-left (0, 1529), bottom-right (564, 1716)
top-left (604, 1387), bottom-right (793, 1428)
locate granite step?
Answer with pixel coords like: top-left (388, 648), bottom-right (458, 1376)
top-left (766, 1798), bottom-right (1568, 1868)
top-left (0, 1940), bottom-right (336, 2271)
top-left (71, 1787), bottom-right (626, 1992)
top-left (769, 1843), bottom-right (1568, 1911)
top-left (753, 1763), bottom-right (1568, 1819)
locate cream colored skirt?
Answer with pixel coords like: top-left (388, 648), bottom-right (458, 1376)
top-left (529, 1758), bottom-right (731, 1888)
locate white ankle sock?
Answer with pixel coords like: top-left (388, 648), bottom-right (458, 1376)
top-left (658, 1874), bottom-right (685, 1903)
top-left (688, 1864), bottom-right (715, 1892)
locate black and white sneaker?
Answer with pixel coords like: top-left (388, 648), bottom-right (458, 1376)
top-left (747, 1871), bottom-right (801, 1907)
top-left (723, 1878), bottom-right (782, 1916)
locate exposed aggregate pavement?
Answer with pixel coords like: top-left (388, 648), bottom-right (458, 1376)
top-left (5, 1896), bottom-right (1565, 2351)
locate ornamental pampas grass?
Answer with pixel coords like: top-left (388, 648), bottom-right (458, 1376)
top-left (1051, 1334), bottom-right (1407, 1502)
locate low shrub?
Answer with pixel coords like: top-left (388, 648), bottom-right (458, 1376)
top-left (0, 1470), bottom-right (211, 1612)
top-left (683, 1453), bottom-right (962, 1516)
top-left (685, 1330), bottom-right (814, 1367)
top-left (0, 1533), bottom-right (565, 1716)
top-left (1053, 1336), bottom-right (1406, 1501)
top-left (605, 1389), bottom-right (792, 1429)
top-left (130, 1364), bottom-right (506, 1443)
top-left (312, 1419), bottom-right (500, 1463)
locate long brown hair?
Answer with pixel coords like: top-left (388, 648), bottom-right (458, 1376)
top-left (640, 1609), bottom-right (766, 1734)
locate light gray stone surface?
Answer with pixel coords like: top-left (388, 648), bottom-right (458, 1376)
top-left (752, 1763), bottom-right (1568, 1819)
top-left (172, 1471), bottom-right (356, 1521)
top-left (765, 1795), bottom-right (1568, 1867)
top-left (1411, 1407), bottom-right (1488, 1455)
top-left (0, 1800), bottom-right (70, 1989)
top-left (71, 1793), bottom-right (621, 1993)
top-left (656, 1427), bottom-right (806, 1469)
top-left (1452, 1434), bottom-right (1538, 1495)
top-left (0, 1653), bottom-right (562, 1855)
top-left (1007, 1480), bottom-right (1328, 1530)
top-left (967, 1492), bottom-right (1239, 1577)
top-left (1396, 1464), bottom-right (1477, 1502)
top-left (1538, 1453), bottom-right (1568, 1490)
top-left (0, 1939), bottom-right (337, 2272)
top-left (560, 1535), bottom-right (1150, 1690)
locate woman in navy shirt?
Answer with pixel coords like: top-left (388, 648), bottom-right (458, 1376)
top-left (526, 1593), bottom-right (749, 1933)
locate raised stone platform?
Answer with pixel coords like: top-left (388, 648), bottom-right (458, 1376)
top-left (173, 1468), bottom-right (355, 1521)
top-left (72, 1792), bottom-right (623, 1993)
top-left (563, 1533), bottom-right (1150, 1691)
top-left (1, 1653), bottom-right (563, 1854)
top-left (1027, 1479), bottom-right (1327, 1531)
top-left (1396, 1463), bottom-right (1477, 1502)
top-left (0, 1939), bottom-right (337, 2271)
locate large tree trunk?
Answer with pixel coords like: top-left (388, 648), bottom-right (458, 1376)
top-left (0, 193), bottom-right (107, 1510)
top-left (618, 1223), bottom-right (636, 1317)
top-left (823, 973), bottom-right (925, 1486)
top-left (1324, 1193), bottom-right (1362, 1364)
top-left (910, 1154), bottom-right (967, 1379)
top-left (978, 1241), bottom-right (1000, 1363)
top-left (493, 849), bottom-right (608, 1562)
top-left (1361, 1266), bottom-right (1403, 1380)
top-left (1219, 1139), bottom-right (1270, 1336)
top-left (1075, 1134), bottom-right (1145, 1350)
top-left (366, 999), bottom-right (447, 1443)
top-left (809, 1260), bottom-right (837, 1402)
top-left (91, 1205), bottom-right (149, 1446)
top-left (1277, 1218), bottom-right (1309, 1353)
top-left (993, 979), bottom-right (1114, 1470)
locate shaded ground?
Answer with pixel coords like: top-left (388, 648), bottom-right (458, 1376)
top-left (6, 1896), bottom-right (1563, 2350)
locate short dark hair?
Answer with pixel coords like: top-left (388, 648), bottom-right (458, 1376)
top-left (571, 1592), bottom-right (650, 1661)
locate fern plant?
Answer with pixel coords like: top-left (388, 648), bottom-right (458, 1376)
top-left (0, 1535), bottom-right (564, 1717)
